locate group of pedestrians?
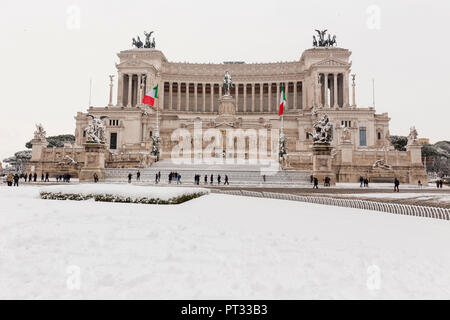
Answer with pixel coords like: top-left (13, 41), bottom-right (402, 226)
top-left (169, 172), bottom-right (181, 184)
top-left (435, 179), bottom-right (444, 188)
top-left (5, 173), bottom-right (19, 186)
top-left (5, 172), bottom-right (52, 186)
top-left (197, 174), bottom-right (229, 185)
top-left (359, 176), bottom-right (370, 188)
top-left (56, 173), bottom-right (71, 182)
top-left (310, 175), bottom-right (331, 189)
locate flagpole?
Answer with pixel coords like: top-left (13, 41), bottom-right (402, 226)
top-left (155, 85), bottom-right (160, 138)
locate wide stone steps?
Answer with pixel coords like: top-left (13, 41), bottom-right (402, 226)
top-left (104, 165), bottom-right (311, 186)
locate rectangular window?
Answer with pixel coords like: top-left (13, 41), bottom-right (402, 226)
top-left (110, 133), bottom-right (117, 150)
top-left (359, 127), bottom-right (367, 146)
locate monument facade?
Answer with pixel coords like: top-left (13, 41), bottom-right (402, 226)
top-left (28, 31), bottom-right (427, 184)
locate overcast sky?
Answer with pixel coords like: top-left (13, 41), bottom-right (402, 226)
top-left (1, 0), bottom-right (449, 163)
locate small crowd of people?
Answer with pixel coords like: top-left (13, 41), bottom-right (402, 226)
top-left (310, 175), bottom-right (332, 189)
top-left (168, 172), bottom-right (181, 184)
top-left (4, 171), bottom-right (63, 186)
top-left (196, 174), bottom-right (229, 185)
top-left (435, 179), bottom-right (444, 189)
top-left (359, 176), bottom-right (370, 188)
top-left (56, 173), bottom-right (71, 182)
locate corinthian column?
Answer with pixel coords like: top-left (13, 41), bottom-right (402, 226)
top-left (117, 72), bottom-right (123, 106)
top-left (243, 84), bottom-right (247, 112)
top-left (351, 74), bottom-right (357, 108)
top-left (169, 82), bottom-right (173, 110)
top-left (324, 73), bottom-right (329, 108)
top-left (293, 82), bottom-right (297, 110)
top-left (127, 74), bottom-right (133, 107)
top-left (202, 83), bottom-right (206, 112)
top-left (251, 83), bottom-right (255, 112)
top-left (333, 73), bottom-right (338, 108)
top-left (194, 83), bottom-right (198, 112)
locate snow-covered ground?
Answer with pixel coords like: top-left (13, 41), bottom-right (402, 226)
top-left (1, 185), bottom-right (450, 299)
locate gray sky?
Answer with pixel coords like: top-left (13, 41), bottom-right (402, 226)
top-left (1, 0), bottom-right (449, 163)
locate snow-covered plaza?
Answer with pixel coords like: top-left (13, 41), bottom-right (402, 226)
top-left (1, 184), bottom-right (450, 299)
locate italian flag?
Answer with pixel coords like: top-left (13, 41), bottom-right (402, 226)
top-left (279, 84), bottom-right (286, 116)
top-left (142, 85), bottom-right (158, 107)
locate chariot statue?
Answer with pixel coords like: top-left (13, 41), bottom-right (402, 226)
top-left (144, 31), bottom-right (156, 48)
top-left (313, 29), bottom-right (337, 47)
top-left (132, 36), bottom-right (143, 48)
top-left (311, 114), bottom-right (332, 144)
top-left (85, 115), bottom-right (108, 144)
top-left (222, 71), bottom-right (233, 96)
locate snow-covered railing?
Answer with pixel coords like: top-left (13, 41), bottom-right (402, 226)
top-left (211, 190), bottom-right (450, 221)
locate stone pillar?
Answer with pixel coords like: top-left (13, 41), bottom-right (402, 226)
top-left (312, 144), bottom-right (336, 186)
top-left (344, 72), bottom-right (350, 108)
top-left (284, 82), bottom-right (288, 112)
top-left (219, 84), bottom-right (222, 98)
top-left (251, 83), bottom-right (255, 112)
top-left (194, 82), bottom-right (198, 112)
top-left (351, 74), bottom-right (356, 108)
top-left (268, 83), bottom-right (272, 112)
top-left (108, 75), bottom-right (114, 107)
top-left (127, 74), bottom-right (133, 107)
top-left (276, 83), bottom-right (280, 113)
top-left (186, 82), bottom-right (190, 112)
top-left (259, 83), bottom-right (263, 112)
top-left (117, 72), bottom-right (123, 106)
top-left (169, 82), bottom-right (173, 110)
top-left (202, 83), bottom-right (206, 112)
top-left (235, 83), bottom-right (239, 109)
top-left (243, 84), bottom-right (247, 112)
top-left (79, 143), bottom-right (107, 181)
top-left (293, 82), bottom-right (297, 110)
top-left (324, 73), bottom-right (329, 108)
top-left (31, 138), bottom-right (48, 162)
top-left (159, 80), bottom-right (164, 110)
top-left (178, 82), bottom-right (181, 111)
top-left (333, 73), bottom-right (338, 108)
top-left (210, 83), bottom-right (214, 112)
top-left (137, 74), bottom-right (142, 106)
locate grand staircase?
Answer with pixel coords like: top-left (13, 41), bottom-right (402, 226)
top-left (104, 159), bottom-right (311, 186)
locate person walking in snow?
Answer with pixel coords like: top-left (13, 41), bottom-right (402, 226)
top-left (217, 174), bottom-right (221, 185)
top-left (394, 177), bottom-right (400, 192)
top-left (136, 171), bottom-right (141, 181)
top-left (313, 177), bottom-right (319, 189)
top-left (224, 175), bottom-right (229, 185)
top-left (93, 172), bottom-right (99, 183)
top-left (359, 176), bottom-right (364, 188)
top-left (204, 174), bottom-right (208, 184)
top-left (13, 174), bottom-right (19, 187)
top-left (44, 172), bottom-right (48, 182)
top-left (210, 174), bottom-right (213, 185)
top-left (128, 173), bottom-right (132, 183)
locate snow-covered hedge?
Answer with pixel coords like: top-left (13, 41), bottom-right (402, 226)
top-left (39, 184), bottom-right (208, 204)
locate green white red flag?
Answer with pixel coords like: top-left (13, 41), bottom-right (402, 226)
top-left (142, 85), bottom-right (158, 107)
top-left (279, 84), bottom-right (286, 116)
